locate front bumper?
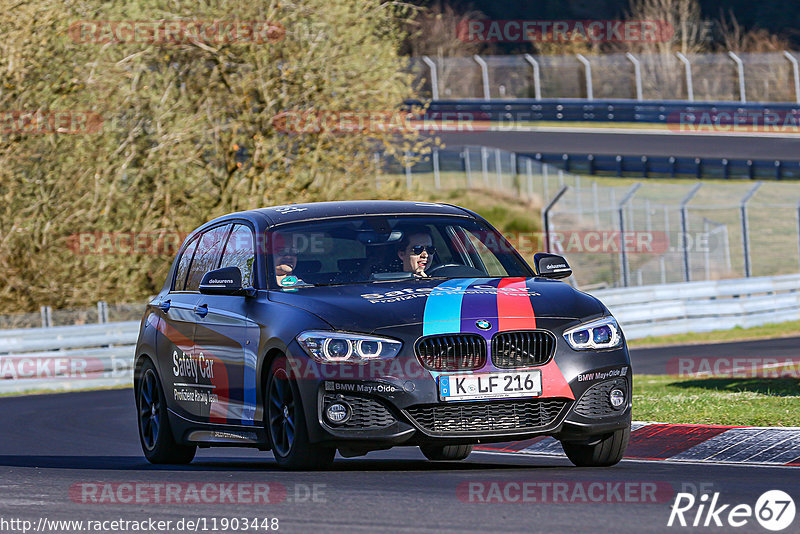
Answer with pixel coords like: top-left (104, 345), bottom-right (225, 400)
top-left (288, 337), bottom-right (633, 449)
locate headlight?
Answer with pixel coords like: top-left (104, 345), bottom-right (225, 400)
top-left (563, 316), bottom-right (622, 350)
top-left (296, 331), bottom-right (402, 363)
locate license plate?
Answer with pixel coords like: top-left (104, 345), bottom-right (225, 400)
top-left (438, 371), bottom-right (542, 401)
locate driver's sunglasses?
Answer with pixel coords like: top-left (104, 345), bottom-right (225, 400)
top-left (277, 248), bottom-right (299, 256)
top-left (410, 245), bottom-right (436, 255)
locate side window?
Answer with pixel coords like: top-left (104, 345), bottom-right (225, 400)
top-left (173, 236), bottom-right (199, 291)
top-left (220, 224), bottom-right (256, 286)
top-left (185, 225), bottom-right (231, 291)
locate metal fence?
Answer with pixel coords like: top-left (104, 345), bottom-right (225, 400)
top-left (378, 146), bottom-right (800, 289)
top-left (411, 51), bottom-right (800, 103)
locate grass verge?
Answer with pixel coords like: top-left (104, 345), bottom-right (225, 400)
top-left (634, 374), bottom-right (800, 426)
top-left (628, 320), bottom-right (800, 348)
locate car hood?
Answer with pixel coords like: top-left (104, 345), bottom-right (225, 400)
top-left (268, 277), bottom-right (605, 334)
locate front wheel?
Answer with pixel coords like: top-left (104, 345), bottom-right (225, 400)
top-left (266, 357), bottom-right (334, 470)
top-left (420, 444), bottom-right (473, 461)
top-left (561, 426), bottom-right (630, 467)
top-left (136, 359), bottom-right (196, 464)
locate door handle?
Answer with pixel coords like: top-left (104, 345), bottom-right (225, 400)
top-left (158, 300), bottom-right (171, 312)
top-left (194, 304), bottom-right (208, 318)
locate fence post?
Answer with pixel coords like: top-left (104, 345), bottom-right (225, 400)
top-left (728, 51), bottom-right (747, 103)
top-left (680, 183), bottom-right (703, 282)
top-left (494, 148), bottom-right (503, 189)
top-left (473, 54), bottom-right (491, 101)
top-left (784, 51), bottom-right (800, 104)
top-left (703, 219), bottom-right (711, 280)
top-left (421, 56), bottom-right (439, 100)
top-left (432, 149), bottom-right (441, 190)
top-left (40, 306), bottom-right (53, 328)
top-left (525, 158), bottom-right (534, 199)
top-left (523, 54), bottom-right (542, 100)
top-left (464, 147), bottom-right (472, 187)
top-left (97, 301), bottom-right (108, 324)
top-left (740, 182), bottom-right (762, 277)
top-left (404, 151), bottom-right (413, 190)
top-left (676, 52), bottom-right (694, 102)
top-left (626, 53), bottom-right (643, 101)
top-left (480, 146), bottom-right (489, 185)
top-left (373, 152), bottom-right (381, 189)
top-left (542, 186), bottom-right (569, 253)
top-left (618, 183), bottom-right (642, 287)
top-left (576, 54), bottom-right (593, 100)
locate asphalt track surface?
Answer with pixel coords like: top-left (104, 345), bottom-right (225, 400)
top-left (629, 336), bottom-right (800, 375)
top-left (437, 130), bottom-right (800, 160)
top-left (1, 389), bottom-right (798, 533)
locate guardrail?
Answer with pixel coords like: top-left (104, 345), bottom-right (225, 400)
top-left (410, 98), bottom-right (800, 124)
top-left (0, 321), bottom-right (138, 394)
top-left (592, 273), bottom-right (800, 339)
top-left (1, 273), bottom-right (798, 393)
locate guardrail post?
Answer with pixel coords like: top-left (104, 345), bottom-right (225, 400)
top-left (676, 52), bottom-right (694, 102)
top-left (703, 219), bottom-right (711, 280)
top-left (796, 200), bottom-right (800, 273)
top-left (421, 56), bottom-right (439, 100)
top-left (740, 182), bottom-right (762, 277)
top-left (680, 183), bottom-right (703, 282)
top-left (618, 183), bottom-right (642, 287)
top-left (728, 51), bottom-right (747, 103)
top-left (626, 53), bottom-right (643, 101)
top-left (523, 54), bottom-right (542, 100)
top-left (576, 54), bottom-right (593, 100)
top-left (473, 55), bottom-right (491, 101)
top-left (783, 51), bottom-right (800, 104)
top-left (542, 186), bottom-right (569, 253)
top-left (40, 306), bottom-right (52, 328)
top-left (775, 160), bottom-right (782, 181)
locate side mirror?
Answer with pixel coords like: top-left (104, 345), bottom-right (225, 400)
top-left (533, 253), bottom-right (572, 279)
top-left (199, 267), bottom-right (256, 296)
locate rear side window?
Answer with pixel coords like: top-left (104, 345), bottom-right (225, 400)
top-left (219, 224), bottom-right (256, 286)
top-left (173, 237), bottom-right (199, 291)
top-left (185, 225), bottom-right (231, 291)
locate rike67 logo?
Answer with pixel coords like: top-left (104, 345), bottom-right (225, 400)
top-left (668, 490), bottom-right (796, 531)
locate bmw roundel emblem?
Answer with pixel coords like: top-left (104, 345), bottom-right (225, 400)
top-left (476, 320), bottom-right (491, 330)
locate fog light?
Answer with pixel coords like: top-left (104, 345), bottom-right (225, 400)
top-left (325, 402), bottom-right (351, 425)
top-left (609, 388), bottom-right (625, 409)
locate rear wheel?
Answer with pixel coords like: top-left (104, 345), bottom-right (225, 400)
top-left (561, 426), bottom-right (630, 467)
top-left (420, 444), bottom-right (473, 461)
top-left (266, 357), bottom-right (334, 470)
top-left (136, 359), bottom-right (196, 464)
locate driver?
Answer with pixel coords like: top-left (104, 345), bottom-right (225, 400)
top-left (397, 228), bottom-right (436, 278)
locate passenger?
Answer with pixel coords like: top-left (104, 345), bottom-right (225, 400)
top-left (397, 228), bottom-right (436, 278)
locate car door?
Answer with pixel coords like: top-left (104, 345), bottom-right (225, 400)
top-left (192, 223), bottom-right (260, 426)
top-left (155, 234), bottom-right (202, 421)
top-left (163, 224), bottom-right (231, 422)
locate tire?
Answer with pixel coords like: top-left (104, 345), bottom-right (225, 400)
top-left (266, 357), bottom-right (335, 470)
top-left (136, 359), bottom-right (196, 464)
top-left (561, 426), bottom-right (630, 467)
top-left (420, 444), bottom-right (473, 461)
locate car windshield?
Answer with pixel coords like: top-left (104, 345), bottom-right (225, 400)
top-left (268, 216), bottom-right (532, 288)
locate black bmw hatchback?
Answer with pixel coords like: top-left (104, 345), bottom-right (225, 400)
top-left (134, 201), bottom-right (632, 469)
